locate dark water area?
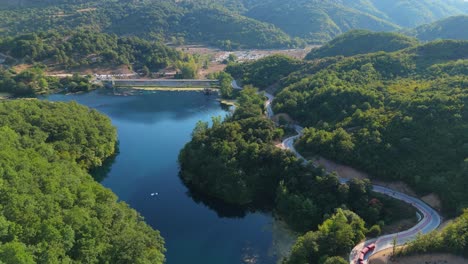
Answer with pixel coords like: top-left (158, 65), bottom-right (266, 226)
top-left (43, 89), bottom-right (292, 264)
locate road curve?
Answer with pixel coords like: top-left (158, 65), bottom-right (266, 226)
top-left (279, 110), bottom-right (441, 264)
top-left (231, 82), bottom-right (441, 263)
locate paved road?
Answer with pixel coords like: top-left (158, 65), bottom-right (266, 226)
top-left (280, 115), bottom-right (441, 264)
top-left (231, 80), bottom-right (441, 263)
top-left (231, 80), bottom-right (242, 90)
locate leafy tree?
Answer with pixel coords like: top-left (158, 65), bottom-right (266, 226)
top-left (176, 60), bottom-right (198, 79)
top-left (0, 242), bottom-right (34, 264)
top-left (323, 256), bottom-right (348, 264)
top-left (213, 71), bottom-right (234, 98)
top-left (284, 209), bottom-right (366, 264)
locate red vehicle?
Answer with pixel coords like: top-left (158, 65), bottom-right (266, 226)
top-left (356, 243), bottom-right (376, 263)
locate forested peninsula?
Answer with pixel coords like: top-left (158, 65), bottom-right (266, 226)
top-left (0, 100), bottom-right (165, 263)
top-left (180, 32), bottom-right (468, 262)
top-left (179, 87), bottom-right (415, 263)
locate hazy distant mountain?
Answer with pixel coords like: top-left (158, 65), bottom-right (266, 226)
top-left (407, 15), bottom-right (468, 41)
top-left (245, 0), bottom-right (399, 43)
top-left (243, 0), bottom-right (467, 42)
top-left (364, 0), bottom-right (467, 27)
top-left (0, 0), bottom-right (466, 47)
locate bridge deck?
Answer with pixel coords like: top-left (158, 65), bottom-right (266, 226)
top-left (104, 79), bottom-right (219, 88)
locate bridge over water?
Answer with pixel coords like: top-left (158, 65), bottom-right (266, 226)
top-left (103, 79), bottom-right (219, 88)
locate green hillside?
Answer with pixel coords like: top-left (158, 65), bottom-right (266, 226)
top-left (0, 0), bottom-right (466, 48)
top-left (245, 0), bottom-right (400, 43)
top-left (367, 0), bottom-right (466, 27)
top-left (306, 30), bottom-right (419, 59)
top-left (0, 0), bottom-right (296, 49)
top-left (408, 15), bottom-right (468, 41)
top-left (271, 40), bottom-right (468, 214)
top-left (0, 30), bottom-right (189, 71)
top-left (228, 39), bottom-right (468, 215)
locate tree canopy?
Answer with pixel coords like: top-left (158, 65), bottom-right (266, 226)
top-left (0, 0), bottom-right (466, 47)
top-left (0, 100), bottom-right (165, 263)
top-left (284, 209), bottom-right (366, 264)
top-left (271, 40), bottom-right (468, 214)
top-left (0, 30), bottom-right (190, 72)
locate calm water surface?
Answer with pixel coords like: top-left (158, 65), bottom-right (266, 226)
top-left (43, 89), bottom-right (290, 264)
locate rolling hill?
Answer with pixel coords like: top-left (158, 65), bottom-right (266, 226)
top-left (306, 30), bottom-right (419, 59)
top-left (408, 15), bottom-right (468, 41)
top-left (0, 0), bottom-right (466, 48)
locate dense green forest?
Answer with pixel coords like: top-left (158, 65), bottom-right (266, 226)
top-left (0, 0), bottom-right (466, 47)
top-left (407, 15), bottom-right (468, 41)
top-left (0, 67), bottom-right (96, 96)
top-left (226, 54), bottom-right (303, 89)
top-left (400, 209), bottom-right (468, 257)
top-left (0, 30), bottom-right (190, 72)
top-left (0, 0), bottom-right (296, 49)
top-left (270, 40), bottom-right (468, 214)
top-left (306, 30), bottom-right (419, 59)
top-left (215, 34), bottom-right (468, 262)
top-left (0, 100), bottom-right (165, 263)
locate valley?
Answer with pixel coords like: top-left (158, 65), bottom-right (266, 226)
top-left (0, 1), bottom-right (467, 264)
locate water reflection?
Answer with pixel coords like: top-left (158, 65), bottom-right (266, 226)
top-left (183, 181), bottom-right (250, 218)
top-left (90, 142), bottom-right (120, 182)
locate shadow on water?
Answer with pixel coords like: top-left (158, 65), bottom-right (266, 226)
top-left (178, 172), bottom-right (271, 219)
top-left (90, 142), bottom-right (120, 182)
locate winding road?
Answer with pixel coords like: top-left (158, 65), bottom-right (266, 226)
top-left (232, 80), bottom-right (442, 264)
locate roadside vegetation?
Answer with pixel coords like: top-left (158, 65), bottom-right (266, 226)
top-left (0, 100), bottom-right (165, 263)
top-left (401, 210), bottom-right (468, 257)
top-left (206, 71), bottom-right (235, 98)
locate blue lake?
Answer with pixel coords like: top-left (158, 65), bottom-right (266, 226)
top-left (43, 89), bottom-right (293, 264)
